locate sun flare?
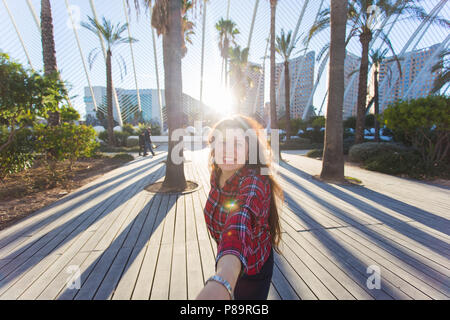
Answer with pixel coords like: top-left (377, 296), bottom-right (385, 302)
top-left (204, 84), bottom-right (235, 117)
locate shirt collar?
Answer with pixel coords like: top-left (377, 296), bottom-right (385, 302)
top-left (212, 165), bottom-right (253, 190)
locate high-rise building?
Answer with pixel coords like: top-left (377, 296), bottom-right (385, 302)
top-left (343, 51), bottom-right (360, 119)
top-left (84, 87), bottom-right (202, 129)
top-left (239, 62), bottom-right (265, 117)
top-left (375, 44), bottom-right (441, 112)
top-left (275, 51), bottom-right (315, 120)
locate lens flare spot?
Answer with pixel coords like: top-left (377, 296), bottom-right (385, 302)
top-left (224, 199), bottom-right (237, 211)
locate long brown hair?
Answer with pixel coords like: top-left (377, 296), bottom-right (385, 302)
top-left (207, 114), bottom-right (283, 254)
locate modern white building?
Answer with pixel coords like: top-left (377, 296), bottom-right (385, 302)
top-left (343, 51), bottom-right (361, 119)
top-left (84, 87), bottom-right (203, 129)
top-left (376, 44), bottom-right (442, 112)
top-left (275, 51), bottom-right (315, 119)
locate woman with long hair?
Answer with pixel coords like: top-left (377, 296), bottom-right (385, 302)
top-left (196, 114), bottom-right (283, 300)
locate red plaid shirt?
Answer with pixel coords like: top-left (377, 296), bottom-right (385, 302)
top-left (204, 165), bottom-right (272, 276)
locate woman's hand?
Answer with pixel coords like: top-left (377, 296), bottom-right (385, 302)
top-left (196, 254), bottom-right (242, 300)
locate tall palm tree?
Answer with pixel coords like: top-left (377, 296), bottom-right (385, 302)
top-left (269, 0), bottom-right (278, 131)
top-left (228, 45), bottom-right (261, 113)
top-left (431, 49), bottom-right (449, 94)
top-left (81, 16), bottom-right (136, 146)
top-left (275, 29), bottom-right (299, 142)
top-left (126, 0), bottom-right (201, 191)
top-left (309, 0), bottom-right (449, 144)
top-left (181, 0), bottom-right (195, 58)
top-left (368, 48), bottom-right (401, 142)
top-left (215, 18), bottom-right (239, 87)
top-left (320, 0), bottom-right (347, 183)
top-left (41, 0), bottom-right (60, 126)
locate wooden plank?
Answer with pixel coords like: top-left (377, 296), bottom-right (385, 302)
top-left (169, 195), bottom-right (187, 300)
top-left (132, 194), bottom-right (170, 299)
top-left (40, 168), bottom-right (163, 300)
top-left (267, 283), bottom-right (282, 300)
top-left (270, 262), bottom-right (300, 300)
top-left (327, 228), bottom-right (448, 299)
top-left (280, 219), bottom-right (374, 300)
top-left (112, 195), bottom-right (162, 300)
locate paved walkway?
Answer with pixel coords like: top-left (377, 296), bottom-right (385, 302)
top-left (0, 148), bottom-right (448, 300)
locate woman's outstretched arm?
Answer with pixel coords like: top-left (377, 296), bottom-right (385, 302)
top-left (196, 254), bottom-right (241, 300)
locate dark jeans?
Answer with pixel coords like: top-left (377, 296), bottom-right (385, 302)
top-left (144, 141), bottom-right (155, 156)
top-left (234, 248), bottom-right (274, 300)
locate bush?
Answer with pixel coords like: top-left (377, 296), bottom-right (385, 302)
top-left (349, 142), bottom-right (408, 163)
top-left (114, 131), bottom-right (131, 147)
top-left (112, 153), bottom-right (134, 162)
top-left (280, 138), bottom-right (322, 150)
top-left (363, 149), bottom-right (423, 175)
top-left (126, 136), bottom-right (139, 147)
top-left (34, 123), bottom-right (99, 173)
top-left (122, 123), bottom-right (136, 136)
top-left (343, 116), bottom-right (356, 129)
top-left (343, 137), bottom-right (355, 155)
top-left (98, 130), bottom-right (109, 143)
top-left (382, 95), bottom-right (449, 171)
top-left (306, 149), bottom-right (323, 158)
top-left (300, 128), bottom-right (324, 144)
top-left (0, 127), bottom-right (35, 179)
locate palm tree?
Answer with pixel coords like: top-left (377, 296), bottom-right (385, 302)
top-left (431, 49), bottom-right (449, 94)
top-left (215, 18), bottom-right (239, 87)
top-left (40, 0), bottom-right (60, 126)
top-left (81, 16), bottom-right (137, 146)
top-left (368, 48), bottom-right (402, 142)
top-left (269, 0), bottom-right (278, 131)
top-left (228, 45), bottom-right (261, 112)
top-left (181, 0), bottom-right (195, 58)
top-left (320, 0), bottom-right (347, 183)
top-left (126, 0), bottom-right (201, 191)
top-left (309, 0), bottom-right (448, 145)
top-left (275, 29), bottom-right (299, 142)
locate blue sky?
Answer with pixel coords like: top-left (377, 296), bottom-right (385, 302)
top-left (0, 0), bottom-right (448, 119)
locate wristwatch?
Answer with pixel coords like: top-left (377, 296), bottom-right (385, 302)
top-left (206, 275), bottom-right (234, 300)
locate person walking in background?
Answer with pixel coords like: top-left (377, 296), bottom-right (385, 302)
top-left (138, 132), bottom-right (145, 156)
top-left (144, 127), bottom-right (155, 157)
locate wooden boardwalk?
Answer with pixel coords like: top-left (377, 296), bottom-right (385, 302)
top-left (0, 147), bottom-right (449, 300)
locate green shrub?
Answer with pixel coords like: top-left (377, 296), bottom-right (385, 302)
top-left (112, 153), bottom-right (134, 162)
top-left (343, 137), bottom-right (355, 155)
top-left (60, 105), bottom-right (80, 123)
top-left (280, 138), bottom-right (322, 150)
top-left (0, 126), bottom-right (35, 179)
top-left (34, 123), bottom-right (99, 172)
top-left (382, 95), bottom-right (449, 171)
top-left (114, 131), bottom-right (131, 147)
top-left (122, 123), bottom-right (136, 135)
top-left (126, 136), bottom-right (139, 147)
top-left (306, 149), bottom-right (323, 158)
top-left (300, 129), bottom-right (324, 144)
top-left (98, 130), bottom-right (109, 143)
top-left (363, 149), bottom-right (423, 175)
top-left (348, 142), bottom-right (408, 163)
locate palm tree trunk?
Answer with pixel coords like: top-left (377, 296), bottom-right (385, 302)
top-left (320, 0), bottom-right (347, 183)
top-left (374, 69), bottom-right (380, 142)
top-left (355, 30), bottom-right (372, 144)
top-left (162, 0), bottom-right (187, 191)
top-left (269, 0), bottom-right (277, 130)
top-left (106, 49), bottom-right (115, 146)
top-left (41, 0), bottom-right (60, 126)
top-left (284, 60), bottom-right (291, 142)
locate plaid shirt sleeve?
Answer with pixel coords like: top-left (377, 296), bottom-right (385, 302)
top-left (215, 174), bottom-right (268, 276)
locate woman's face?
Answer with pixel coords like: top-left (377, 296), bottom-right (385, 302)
top-left (213, 130), bottom-right (248, 173)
